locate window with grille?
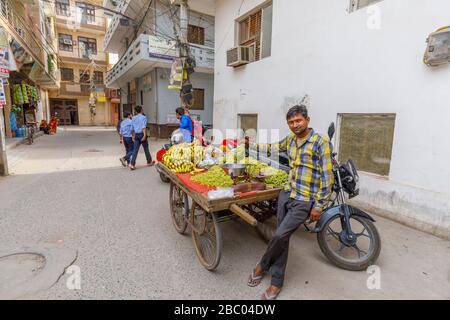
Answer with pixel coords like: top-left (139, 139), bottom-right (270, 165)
top-left (0, 0), bottom-right (10, 20)
top-left (56, 0), bottom-right (70, 16)
top-left (76, 2), bottom-right (95, 23)
top-left (237, 1), bottom-right (272, 62)
top-left (191, 88), bottom-right (205, 110)
top-left (94, 71), bottom-right (103, 84)
top-left (78, 36), bottom-right (97, 58)
top-left (188, 25), bottom-right (205, 45)
top-left (338, 114), bottom-right (396, 176)
top-left (349, 0), bottom-right (383, 12)
top-left (58, 33), bottom-right (73, 51)
top-left (80, 71), bottom-right (90, 93)
top-left (61, 68), bottom-right (74, 81)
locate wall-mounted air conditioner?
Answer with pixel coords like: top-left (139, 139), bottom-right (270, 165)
top-left (63, 39), bottom-right (73, 45)
top-left (227, 46), bottom-right (253, 67)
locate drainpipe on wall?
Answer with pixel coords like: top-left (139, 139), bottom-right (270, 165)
top-left (155, 68), bottom-right (159, 139)
top-left (0, 110), bottom-right (9, 176)
top-left (127, 81), bottom-right (131, 115)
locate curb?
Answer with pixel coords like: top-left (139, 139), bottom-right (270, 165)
top-left (6, 131), bottom-right (45, 151)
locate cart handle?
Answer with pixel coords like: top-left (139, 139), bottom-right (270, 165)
top-left (229, 204), bottom-right (258, 227)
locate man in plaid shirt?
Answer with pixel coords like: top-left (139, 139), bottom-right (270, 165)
top-left (248, 105), bottom-right (334, 300)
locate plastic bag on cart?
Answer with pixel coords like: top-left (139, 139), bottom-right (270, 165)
top-left (207, 188), bottom-right (234, 200)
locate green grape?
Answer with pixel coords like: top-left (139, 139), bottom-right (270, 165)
top-left (263, 168), bottom-right (288, 188)
top-left (191, 165), bottom-right (234, 188)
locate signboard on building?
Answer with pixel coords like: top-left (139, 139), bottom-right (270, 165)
top-left (148, 35), bottom-right (178, 61)
top-left (0, 79), bottom-right (6, 107)
top-left (189, 46), bottom-right (215, 69)
top-left (0, 27), bottom-right (10, 78)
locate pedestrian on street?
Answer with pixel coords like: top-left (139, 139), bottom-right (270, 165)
top-left (247, 105), bottom-right (334, 300)
top-left (119, 112), bottom-right (133, 167)
top-left (176, 107), bottom-right (193, 143)
top-left (129, 105), bottom-right (155, 170)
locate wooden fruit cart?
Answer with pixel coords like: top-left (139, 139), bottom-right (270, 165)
top-left (158, 162), bottom-right (281, 271)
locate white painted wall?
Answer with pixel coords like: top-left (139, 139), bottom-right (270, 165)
top-left (213, 0), bottom-right (450, 237)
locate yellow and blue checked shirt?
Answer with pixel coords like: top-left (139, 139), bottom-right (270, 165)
top-left (257, 129), bottom-right (334, 211)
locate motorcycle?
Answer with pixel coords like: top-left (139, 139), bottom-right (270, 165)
top-left (255, 123), bottom-right (381, 271)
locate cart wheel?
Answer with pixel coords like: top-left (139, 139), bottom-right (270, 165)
top-left (159, 172), bottom-right (170, 183)
top-left (191, 204), bottom-right (222, 271)
top-left (170, 183), bottom-right (189, 234)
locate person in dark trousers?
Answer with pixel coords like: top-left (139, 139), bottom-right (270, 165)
top-left (175, 107), bottom-right (193, 143)
top-left (119, 112), bottom-right (133, 167)
top-left (129, 105), bottom-right (155, 170)
top-left (247, 105), bottom-right (334, 300)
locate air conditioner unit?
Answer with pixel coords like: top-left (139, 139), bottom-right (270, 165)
top-left (424, 27), bottom-right (450, 67)
top-left (63, 39), bottom-right (73, 45)
top-left (227, 46), bottom-right (252, 67)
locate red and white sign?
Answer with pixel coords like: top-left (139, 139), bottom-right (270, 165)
top-left (0, 79), bottom-right (6, 108)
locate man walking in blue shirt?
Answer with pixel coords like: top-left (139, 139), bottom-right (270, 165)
top-left (119, 113), bottom-right (133, 167)
top-left (129, 105), bottom-right (155, 170)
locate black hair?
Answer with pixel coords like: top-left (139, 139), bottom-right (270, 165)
top-left (176, 107), bottom-right (185, 116)
top-left (124, 112), bottom-right (131, 118)
top-left (135, 105), bottom-right (143, 114)
top-left (286, 105), bottom-right (308, 121)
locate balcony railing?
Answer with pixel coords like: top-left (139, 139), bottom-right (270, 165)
top-left (59, 82), bottom-right (106, 96)
top-left (59, 49), bottom-right (107, 63)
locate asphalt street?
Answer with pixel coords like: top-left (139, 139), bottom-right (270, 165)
top-left (0, 127), bottom-right (449, 300)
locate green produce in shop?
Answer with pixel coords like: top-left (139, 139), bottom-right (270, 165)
top-left (21, 83), bottom-right (29, 104)
top-left (13, 84), bottom-right (24, 105)
top-left (191, 165), bottom-right (234, 188)
top-left (29, 86), bottom-right (38, 102)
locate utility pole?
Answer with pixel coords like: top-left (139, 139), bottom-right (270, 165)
top-left (0, 108), bottom-right (8, 176)
top-left (179, 0), bottom-right (189, 50)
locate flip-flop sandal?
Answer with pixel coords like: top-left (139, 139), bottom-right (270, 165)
top-left (261, 289), bottom-right (281, 300)
top-left (247, 268), bottom-right (264, 287)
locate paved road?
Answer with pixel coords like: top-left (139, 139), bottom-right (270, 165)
top-left (1, 127), bottom-right (449, 300)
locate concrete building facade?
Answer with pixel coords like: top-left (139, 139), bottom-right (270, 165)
top-left (49, 0), bottom-right (112, 126)
top-left (103, 0), bottom-right (215, 138)
top-left (211, 0), bottom-right (450, 238)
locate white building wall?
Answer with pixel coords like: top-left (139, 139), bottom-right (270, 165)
top-left (213, 0), bottom-right (450, 238)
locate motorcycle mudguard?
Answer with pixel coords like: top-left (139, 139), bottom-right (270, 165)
top-left (312, 204), bottom-right (376, 233)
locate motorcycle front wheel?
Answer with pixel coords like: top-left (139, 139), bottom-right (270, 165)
top-left (317, 215), bottom-right (381, 271)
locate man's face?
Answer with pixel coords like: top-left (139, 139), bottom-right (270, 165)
top-left (287, 113), bottom-right (310, 136)
top-left (128, 114), bottom-right (132, 119)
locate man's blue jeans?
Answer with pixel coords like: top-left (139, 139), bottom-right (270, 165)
top-left (123, 137), bottom-right (134, 164)
top-left (131, 133), bottom-right (152, 166)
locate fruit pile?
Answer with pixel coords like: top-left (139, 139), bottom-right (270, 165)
top-left (13, 84), bottom-right (24, 105)
top-left (29, 85), bottom-right (38, 102)
top-left (222, 145), bottom-right (245, 164)
top-left (240, 157), bottom-right (288, 188)
top-left (260, 166), bottom-right (288, 188)
top-left (191, 165), bottom-right (234, 188)
top-left (162, 142), bottom-right (205, 173)
top-left (21, 84), bottom-right (29, 104)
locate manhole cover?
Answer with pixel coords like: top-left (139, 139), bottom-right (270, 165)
top-left (85, 149), bottom-right (103, 153)
top-left (0, 253), bottom-right (46, 290)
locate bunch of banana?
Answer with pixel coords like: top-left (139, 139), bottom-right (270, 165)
top-left (163, 142), bottom-right (205, 173)
top-left (169, 162), bottom-right (195, 173)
